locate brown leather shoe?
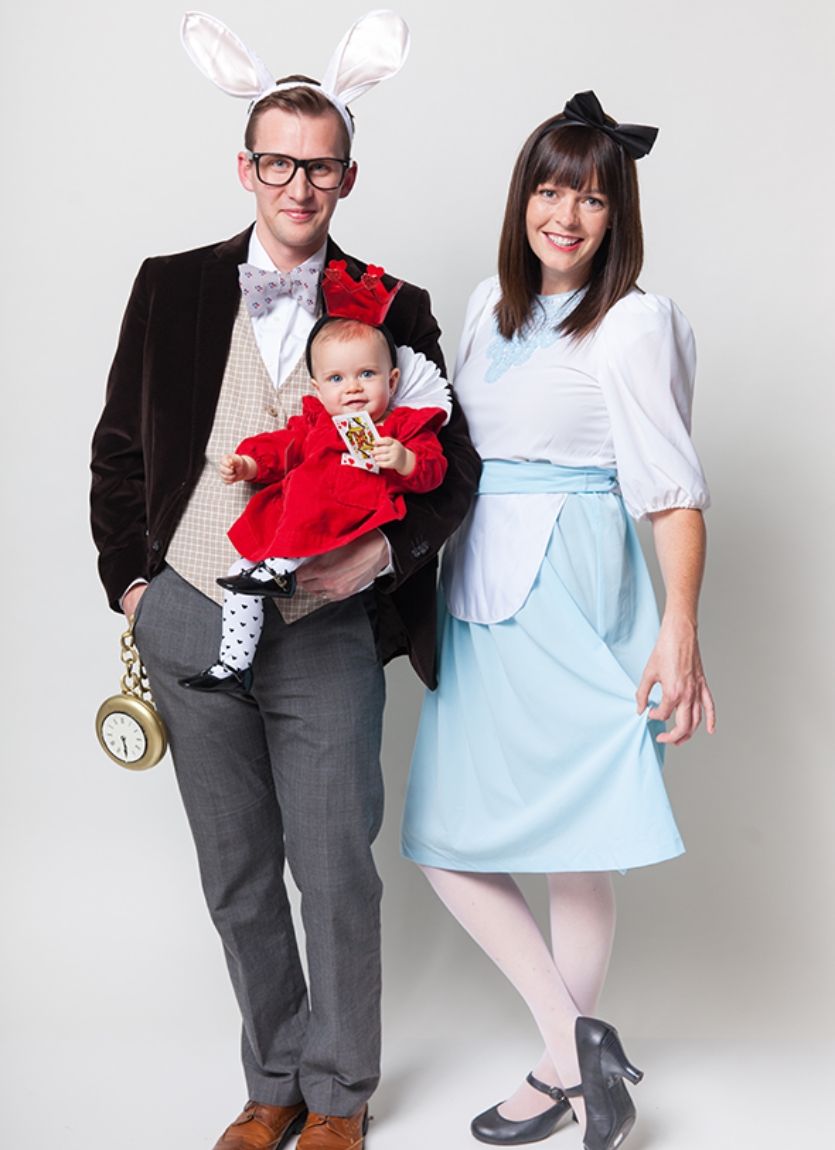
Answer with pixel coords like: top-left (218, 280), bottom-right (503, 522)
top-left (212, 1100), bottom-right (308, 1150)
top-left (296, 1107), bottom-right (369, 1150)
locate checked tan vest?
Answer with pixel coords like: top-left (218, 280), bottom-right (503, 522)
top-left (165, 297), bottom-right (324, 624)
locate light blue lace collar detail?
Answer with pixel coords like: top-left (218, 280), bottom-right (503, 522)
top-left (484, 290), bottom-right (583, 383)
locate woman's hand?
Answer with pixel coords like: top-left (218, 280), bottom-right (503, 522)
top-left (639, 507), bottom-right (716, 744)
top-left (219, 453), bottom-right (257, 484)
top-left (637, 616), bottom-right (715, 744)
top-left (373, 437), bottom-right (416, 476)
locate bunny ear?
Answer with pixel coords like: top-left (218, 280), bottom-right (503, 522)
top-left (181, 11), bottom-right (275, 99)
top-left (321, 9), bottom-right (411, 107)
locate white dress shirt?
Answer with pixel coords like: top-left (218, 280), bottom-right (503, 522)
top-left (246, 231), bottom-right (325, 387)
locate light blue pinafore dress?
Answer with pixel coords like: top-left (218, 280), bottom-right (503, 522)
top-left (401, 282), bottom-right (710, 873)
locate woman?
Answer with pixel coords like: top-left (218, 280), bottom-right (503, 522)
top-left (401, 91), bottom-right (715, 1150)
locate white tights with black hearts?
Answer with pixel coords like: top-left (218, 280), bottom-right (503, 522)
top-left (207, 555), bottom-right (299, 678)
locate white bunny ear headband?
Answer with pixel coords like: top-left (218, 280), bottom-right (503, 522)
top-left (180, 9), bottom-right (411, 143)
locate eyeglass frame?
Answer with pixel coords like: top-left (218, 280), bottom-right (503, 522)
top-left (246, 151), bottom-right (352, 190)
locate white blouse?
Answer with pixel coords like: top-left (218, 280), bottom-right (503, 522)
top-left (443, 276), bottom-right (710, 624)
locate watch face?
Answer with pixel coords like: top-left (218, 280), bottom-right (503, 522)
top-left (96, 693), bottom-right (167, 770)
top-left (100, 711), bottom-right (148, 764)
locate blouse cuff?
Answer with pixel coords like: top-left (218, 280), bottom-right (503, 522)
top-left (630, 492), bottom-right (711, 522)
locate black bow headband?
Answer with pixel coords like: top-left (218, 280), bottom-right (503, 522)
top-left (559, 90), bottom-right (658, 160)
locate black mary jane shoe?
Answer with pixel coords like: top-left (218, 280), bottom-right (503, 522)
top-left (470, 1072), bottom-right (577, 1145)
top-left (216, 567), bottom-right (296, 597)
top-left (574, 1016), bottom-right (643, 1150)
top-left (178, 665), bottom-right (254, 694)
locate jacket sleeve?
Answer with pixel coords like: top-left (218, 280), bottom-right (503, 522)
top-left (237, 412), bottom-right (311, 485)
top-left (90, 260), bottom-right (152, 612)
top-left (379, 286), bottom-right (482, 589)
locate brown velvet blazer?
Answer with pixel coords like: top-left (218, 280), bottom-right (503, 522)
top-left (90, 227), bottom-right (481, 687)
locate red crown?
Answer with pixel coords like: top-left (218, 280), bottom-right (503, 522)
top-left (321, 260), bottom-right (402, 326)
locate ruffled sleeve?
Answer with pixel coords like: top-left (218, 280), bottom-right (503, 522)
top-left (598, 293), bottom-right (710, 520)
top-left (393, 346), bottom-right (452, 423)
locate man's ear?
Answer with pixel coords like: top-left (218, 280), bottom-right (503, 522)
top-left (338, 161), bottom-right (358, 201)
top-left (238, 151), bottom-right (256, 193)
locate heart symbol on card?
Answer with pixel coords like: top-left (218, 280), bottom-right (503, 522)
top-left (364, 461), bottom-right (374, 470)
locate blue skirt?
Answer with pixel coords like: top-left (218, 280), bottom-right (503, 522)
top-left (401, 491), bottom-right (684, 873)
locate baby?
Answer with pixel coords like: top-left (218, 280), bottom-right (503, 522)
top-left (180, 286), bottom-right (448, 694)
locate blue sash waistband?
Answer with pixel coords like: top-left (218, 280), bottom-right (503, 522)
top-left (477, 459), bottom-right (618, 495)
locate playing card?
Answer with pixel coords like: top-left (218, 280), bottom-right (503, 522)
top-left (334, 412), bottom-right (381, 473)
top-left (341, 453), bottom-right (380, 471)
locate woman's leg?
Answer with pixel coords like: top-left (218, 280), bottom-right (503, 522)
top-left (503, 872), bottom-right (615, 1119)
top-left (421, 867), bottom-right (605, 1125)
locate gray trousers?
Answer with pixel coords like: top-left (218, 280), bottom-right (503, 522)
top-left (133, 566), bottom-right (385, 1115)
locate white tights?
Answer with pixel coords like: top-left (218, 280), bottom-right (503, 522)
top-left (420, 867), bottom-right (615, 1122)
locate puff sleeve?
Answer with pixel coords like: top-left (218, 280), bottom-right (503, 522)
top-left (598, 293), bottom-right (710, 520)
top-left (453, 276), bottom-right (500, 379)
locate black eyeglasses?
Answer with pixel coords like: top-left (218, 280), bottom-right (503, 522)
top-left (246, 152), bottom-right (351, 190)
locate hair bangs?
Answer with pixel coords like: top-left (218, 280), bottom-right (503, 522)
top-left (531, 125), bottom-right (612, 196)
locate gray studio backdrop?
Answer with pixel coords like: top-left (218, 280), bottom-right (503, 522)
top-left (1, 0), bottom-right (832, 1135)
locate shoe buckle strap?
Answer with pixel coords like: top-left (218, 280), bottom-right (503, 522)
top-left (525, 1072), bottom-right (568, 1101)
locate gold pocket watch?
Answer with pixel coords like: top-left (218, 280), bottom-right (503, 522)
top-left (96, 618), bottom-right (168, 770)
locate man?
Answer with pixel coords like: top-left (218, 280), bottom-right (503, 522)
top-left (90, 71), bottom-right (479, 1150)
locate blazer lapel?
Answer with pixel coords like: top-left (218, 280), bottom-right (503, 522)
top-left (190, 226), bottom-right (253, 466)
top-left (326, 237), bottom-right (363, 278)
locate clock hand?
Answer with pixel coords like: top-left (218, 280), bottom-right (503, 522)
top-left (121, 735), bottom-right (128, 757)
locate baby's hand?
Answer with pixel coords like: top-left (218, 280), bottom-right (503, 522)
top-left (373, 438), bottom-right (416, 476)
top-left (219, 453), bottom-right (257, 484)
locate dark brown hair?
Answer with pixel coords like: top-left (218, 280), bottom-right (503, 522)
top-left (495, 115), bottom-right (644, 342)
top-left (245, 75), bottom-right (354, 158)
